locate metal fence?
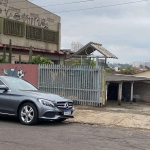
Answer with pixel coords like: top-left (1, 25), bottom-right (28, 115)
top-left (38, 64), bottom-right (105, 106)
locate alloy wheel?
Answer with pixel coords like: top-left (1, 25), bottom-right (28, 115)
top-left (21, 105), bottom-right (34, 123)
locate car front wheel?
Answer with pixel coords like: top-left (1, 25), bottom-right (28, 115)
top-left (19, 103), bottom-right (38, 125)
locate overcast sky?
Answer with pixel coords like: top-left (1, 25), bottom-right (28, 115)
top-left (29, 0), bottom-right (150, 64)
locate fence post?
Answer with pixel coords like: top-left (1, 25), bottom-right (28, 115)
top-left (102, 70), bottom-right (106, 106)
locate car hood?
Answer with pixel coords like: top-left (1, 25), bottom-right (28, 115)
top-left (20, 90), bottom-right (72, 103)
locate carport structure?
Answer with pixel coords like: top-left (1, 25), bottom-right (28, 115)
top-left (106, 74), bottom-right (150, 105)
top-left (70, 42), bottom-right (118, 67)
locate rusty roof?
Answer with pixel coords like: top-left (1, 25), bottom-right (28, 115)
top-left (71, 42), bottom-right (118, 59)
top-left (0, 44), bottom-right (69, 55)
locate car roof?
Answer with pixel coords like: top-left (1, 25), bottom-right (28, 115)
top-left (0, 76), bottom-right (20, 79)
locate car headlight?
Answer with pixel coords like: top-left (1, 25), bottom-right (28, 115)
top-left (38, 98), bottom-right (54, 107)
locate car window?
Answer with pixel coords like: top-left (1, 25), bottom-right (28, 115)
top-left (3, 77), bottom-right (38, 90)
top-left (0, 80), bottom-right (4, 85)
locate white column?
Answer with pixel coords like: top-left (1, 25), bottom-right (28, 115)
top-left (118, 82), bottom-right (123, 105)
top-left (57, 23), bottom-right (61, 51)
top-left (130, 82), bottom-right (134, 103)
top-left (105, 82), bottom-right (109, 104)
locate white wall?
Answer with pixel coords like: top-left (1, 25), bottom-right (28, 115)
top-left (0, 0), bottom-right (61, 51)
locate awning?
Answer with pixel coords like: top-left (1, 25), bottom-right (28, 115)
top-left (106, 74), bottom-right (150, 82)
top-left (0, 43), bottom-right (69, 55)
top-left (71, 42), bottom-right (118, 59)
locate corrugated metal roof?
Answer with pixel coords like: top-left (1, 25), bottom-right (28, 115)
top-left (91, 44), bottom-right (118, 59)
top-left (106, 74), bottom-right (150, 82)
top-left (71, 42), bottom-right (118, 59)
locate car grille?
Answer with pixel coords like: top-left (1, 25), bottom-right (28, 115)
top-left (57, 102), bottom-right (73, 109)
top-left (43, 112), bottom-right (55, 118)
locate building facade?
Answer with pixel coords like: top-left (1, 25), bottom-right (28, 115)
top-left (0, 0), bottom-right (68, 64)
top-left (132, 61), bottom-right (142, 68)
top-left (71, 41), bottom-right (83, 52)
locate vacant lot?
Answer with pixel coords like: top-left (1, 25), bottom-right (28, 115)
top-left (68, 101), bottom-right (150, 130)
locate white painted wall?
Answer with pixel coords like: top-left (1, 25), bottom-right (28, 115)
top-left (0, 0), bottom-right (61, 51)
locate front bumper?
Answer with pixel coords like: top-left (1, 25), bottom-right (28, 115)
top-left (39, 110), bottom-right (74, 120)
top-left (38, 105), bottom-right (74, 120)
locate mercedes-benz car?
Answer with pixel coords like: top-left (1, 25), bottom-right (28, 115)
top-left (0, 76), bottom-right (74, 125)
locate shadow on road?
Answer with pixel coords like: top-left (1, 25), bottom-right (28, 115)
top-left (38, 120), bottom-right (73, 126)
top-left (0, 116), bottom-right (20, 124)
top-left (0, 115), bottom-right (73, 126)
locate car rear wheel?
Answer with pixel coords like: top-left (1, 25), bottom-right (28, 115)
top-left (19, 103), bottom-right (38, 125)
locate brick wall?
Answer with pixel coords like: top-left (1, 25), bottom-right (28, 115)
top-left (0, 64), bottom-right (38, 87)
top-left (134, 82), bottom-right (150, 102)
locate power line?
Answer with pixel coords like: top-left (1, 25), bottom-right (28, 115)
top-left (3, 0), bottom-right (148, 15)
top-left (0, 0), bottom-right (147, 27)
top-left (27, 0), bottom-right (94, 9)
top-left (1, 0), bottom-right (148, 18)
top-left (3, 0), bottom-right (35, 3)
top-left (8, 0), bottom-right (24, 3)
top-left (41, 0), bottom-right (94, 7)
top-left (1, 0), bottom-right (95, 18)
top-left (53, 0), bottom-right (149, 13)
top-left (4, 0), bottom-right (94, 10)
top-left (28, 0), bottom-right (148, 15)
top-left (5, 0), bottom-right (25, 4)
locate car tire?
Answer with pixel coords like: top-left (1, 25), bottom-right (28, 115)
top-left (19, 103), bottom-right (38, 125)
top-left (54, 118), bottom-right (66, 122)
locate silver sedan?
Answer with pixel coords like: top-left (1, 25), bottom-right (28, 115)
top-left (0, 76), bottom-right (74, 125)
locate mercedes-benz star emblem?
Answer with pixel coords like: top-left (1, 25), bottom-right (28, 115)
top-left (64, 102), bottom-right (69, 109)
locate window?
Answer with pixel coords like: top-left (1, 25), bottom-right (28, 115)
top-left (0, 17), bottom-right (2, 33)
top-left (2, 17), bottom-right (59, 44)
top-left (0, 80), bottom-right (4, 85)
top-left (43, 29), bottom-right (58, 43)
top-left (3, 77), bottom-right (38, 90)
top-left (26, 25), bottom-right (42, 41)
top-left (3, 18), bottom-right (24, 37)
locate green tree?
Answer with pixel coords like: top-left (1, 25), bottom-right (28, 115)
top-left (90, 59), bottom-right (96, 68)
top-left (19, 55), bottom-right (21, 64)
top-left (3, 47), bottom-right (6, 63)
top-left (31, 55), bottom-right (52, 64)
top-left (29, 46), bottom-right (33, 63)
top-left (145, 66), bottom-right (150, 70)
top-left (8, 39), bottom-right (12, 63)
top-left (0, 58), bottom-right (4, 63)
top-left (119, 66), bottom-right (137, 75)
top-left (76, 58), bottom-right (96, 67)
top-left (105, 68), bottom-right (115, 73)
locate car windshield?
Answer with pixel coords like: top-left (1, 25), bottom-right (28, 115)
top-left (3, 77), bottom-right (38, 91)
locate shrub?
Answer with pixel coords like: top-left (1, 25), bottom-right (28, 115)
top-left (31, 55), bottom-right (52, 64)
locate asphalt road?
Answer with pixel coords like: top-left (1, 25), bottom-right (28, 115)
top-left (0, 117), bottom-right (150, 150)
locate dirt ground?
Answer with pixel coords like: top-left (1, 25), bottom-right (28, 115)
top-left (68, 101), bottom-right (150, 130)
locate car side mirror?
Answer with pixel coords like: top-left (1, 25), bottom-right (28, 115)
top-left (0, 85), bottom-right (9, 91)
